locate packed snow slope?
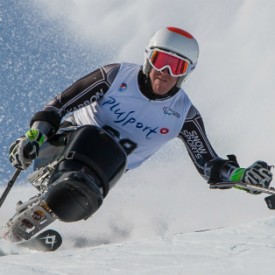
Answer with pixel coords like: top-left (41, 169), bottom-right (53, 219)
top-left (1, 212), bottom-right (275, 275)
top-left (1, 0), bottom-right (275, 274)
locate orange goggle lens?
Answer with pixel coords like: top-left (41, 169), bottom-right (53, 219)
top-left (148, 49), bottom-right (190, 77)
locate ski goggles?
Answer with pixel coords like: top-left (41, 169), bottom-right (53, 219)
top-left (147, 48), bottom-right (190, 77)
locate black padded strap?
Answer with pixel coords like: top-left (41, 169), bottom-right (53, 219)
top-left (206, 155), bottom-right (239, 183)
top-left (30, 111), bottom-right (62, 132)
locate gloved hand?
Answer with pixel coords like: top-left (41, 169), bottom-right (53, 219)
top-left (9, 129), bottom-right (46, 170)
top-left (230, 161), bottom-right (273, 194)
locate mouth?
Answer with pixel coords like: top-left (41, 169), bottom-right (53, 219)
top-left (157, 76), bottom-right (169, 82)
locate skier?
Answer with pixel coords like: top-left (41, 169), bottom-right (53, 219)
top-left (9, 26), bottom-right (273, 223)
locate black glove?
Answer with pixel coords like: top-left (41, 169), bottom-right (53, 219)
top-left (230, 161), bottom-right (273, 194)
top-left (9, 129), bottom-right (46, 170)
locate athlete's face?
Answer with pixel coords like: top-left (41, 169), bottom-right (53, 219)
top-left (149, 68), bottom-right (178, 96)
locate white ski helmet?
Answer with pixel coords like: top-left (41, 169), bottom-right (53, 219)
top-left (143, 26), bottom-right (199, 87)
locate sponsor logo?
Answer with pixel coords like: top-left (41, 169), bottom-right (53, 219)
top-left (118, 83), bottom-right (127, 92)
top-left (163, 107), bottom-right (181, 118)
top-left (102, 96), bottom-right (159, 139)
top-left (40, 234), bottom-right (57, 250)
top-left (160, 128), bottom-right (169, 134)
top-left (66, 89), bottom-right (104, 113)
top-left (182, 130), bottom-right (207, 159)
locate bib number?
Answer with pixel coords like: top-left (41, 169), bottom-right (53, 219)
top-left (102, 125), bottom-right (137, 155)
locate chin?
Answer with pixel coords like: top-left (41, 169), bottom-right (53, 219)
top-left (153, 90), bottom-right (168, 96)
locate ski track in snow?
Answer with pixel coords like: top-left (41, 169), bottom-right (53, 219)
top-left (1, 183), bottom-right (275, 275)
top-left (1, 217), bottom-right (275, 275)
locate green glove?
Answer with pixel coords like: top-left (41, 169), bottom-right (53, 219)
top-left (9, 129), bottom-right (46, 170)
top-left (230, 161), bottom-right (273, 194)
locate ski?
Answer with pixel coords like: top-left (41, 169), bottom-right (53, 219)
top-left (17, 229), bottom-right (62, 252)
top-left (210, 181), bottom-right (275, 210)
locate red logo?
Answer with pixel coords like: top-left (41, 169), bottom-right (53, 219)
top-left (118, 83), bottom-right (127, 92)
top-left (160, 128), bottom-right (169, 134)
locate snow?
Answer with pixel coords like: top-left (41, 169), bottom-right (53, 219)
top-left (1, 171), bottom-right (275, 274)
top-left (1, 214), bottom-right (275, 274)
top-left (1, 0), bottom-right (275, 274)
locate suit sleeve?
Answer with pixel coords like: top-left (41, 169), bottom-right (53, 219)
top-left (30, 64), bottom-right (121, 137)
top-left (43, 63), bottom-right (121, 116)
top-left (178, 105), bottom-right (239, 183)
